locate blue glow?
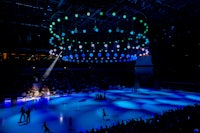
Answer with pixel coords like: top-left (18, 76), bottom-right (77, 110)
top-left (113, 101), bottom-right (139, 109)
top-left (89, 53), bottom-right (93, 57)
top-left (97, 53), bottom-right (102, 57)
top-left (131, 55), bottom-right (137, 60)
top-left (126, 54), bottom-right (130, 58)
top-left (185, 95), bottom-right (200, 101)
top-left (130, 31), bottom-right (135, 35)
top-left (61, 32), bottom-right (65, 36)
top-left (82, 53), bottom-right (85, 58)
top-left (71, 31), bottom-right (75, 34)
top-left (155, 99), bottom-right (193, 106)
top-left (83, 29), bottom-right (87, 33)
top-left (106, 53), bottom-right (110, 57)
top-left (69, 54), bottom-right (73, 59)
top-left (75, 54), bottom-right (79, 58)
top-left (108, 29), bottom-right (112, 33)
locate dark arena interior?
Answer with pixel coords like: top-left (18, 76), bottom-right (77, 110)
top-left (0, 0), bottom-right (200, 133)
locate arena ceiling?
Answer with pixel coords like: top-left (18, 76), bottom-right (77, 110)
top-left (1, 0), bottom-right (200, 28)
top-left (0, 0), bottom-right (200, 61)
top-left (0, 0), bottom-right (199, 79)
top-left (0, 0), bottom-right (200, 50)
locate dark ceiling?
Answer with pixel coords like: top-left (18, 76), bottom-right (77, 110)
top-left (1, 0), bottom-right (200, 49)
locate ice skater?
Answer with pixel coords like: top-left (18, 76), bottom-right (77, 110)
top-left (25, 107), bottom-right (31, 124)
top-left (68, 116), bottom-right (73, 131)
top-left (102, 108), bottom-right (106, 119)
top-left (19, 107), bottom-right (26, 123)
top-left (42, 121), bottom-right (52, 133)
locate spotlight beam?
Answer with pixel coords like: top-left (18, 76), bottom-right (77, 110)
top-left (41, 51), bottom-right (62, 82)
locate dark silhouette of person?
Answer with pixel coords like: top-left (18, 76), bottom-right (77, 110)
top-left (42, 121), bottom-right (51, 133)
top-left (68, 116), bottom-right (72, 131)
top-left (25, 107), bottom-right (31, 124)
top-left (19, 107), bottom-right (26, 123)
top-left (102, 108), bottom-right (106, 119)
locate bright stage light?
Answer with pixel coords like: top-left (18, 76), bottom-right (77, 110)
top-left (41, 51), bottom-right (62, 81)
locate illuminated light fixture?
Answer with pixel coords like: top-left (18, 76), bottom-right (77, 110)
top-left (64, 16), bottom-right (68, 20)
top-left (112, 12), bottom-right (116, 16)
top-left (87, 12), bottom-right (90, 16)
top-left (83, 29), bottom-right (87, 33)
top-left (99, 12), bottom-right (103, 16)
top-left (48, 10), bottom-right (150, 63)
top-left (123, 15), bottom-right (126, 19)
top-left (93, 25), bottom-right (99, 32)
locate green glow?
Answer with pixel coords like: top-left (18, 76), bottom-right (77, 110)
top-left (123, 15), bottom-right (126, 19)
top-left (112, 12), bottom-right (116, 16)
top-left (100, 12), bottom-right (103, 16)
top-left (75, 14), bottom-right (78, 18)
top-left (64, 16), bottom-right (68, 20)
top-left (87, 12), bottom-right (90, 16)
top-left (57, 18), bottom-right (61, 22)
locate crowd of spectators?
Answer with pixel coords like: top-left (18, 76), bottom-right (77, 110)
top-left (85, 103), bottom-right (200, 133)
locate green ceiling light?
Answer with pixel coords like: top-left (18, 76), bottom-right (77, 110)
top-left (64, 16), bottom-right (68, 20)
top-left (87, 12), bottom-right (90, 16)
top-left (112, 12), bottom-right (116, 16)
top-left (100, 12), bottom-right (103, 16)
top-left (75, 14), bottom-right (78, 18)
top-left (52, 22), bottom-right (55, 25)
top-left (57, 18), bottom-right (61, 22)
top-left (132, 17), bottom-right (136, 20)
top-left (123, 15), bottom-right (126, 19)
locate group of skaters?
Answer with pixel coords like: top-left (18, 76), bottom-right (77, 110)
top-left (19, 106), bottom-right (31, 124)
top-left (95, 93), bottom-right (106, 100)
top-left (19, 106), bottom-right (73, 133)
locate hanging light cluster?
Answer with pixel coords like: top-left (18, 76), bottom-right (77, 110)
top-left (48, 11), bottom-right (150, 63)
